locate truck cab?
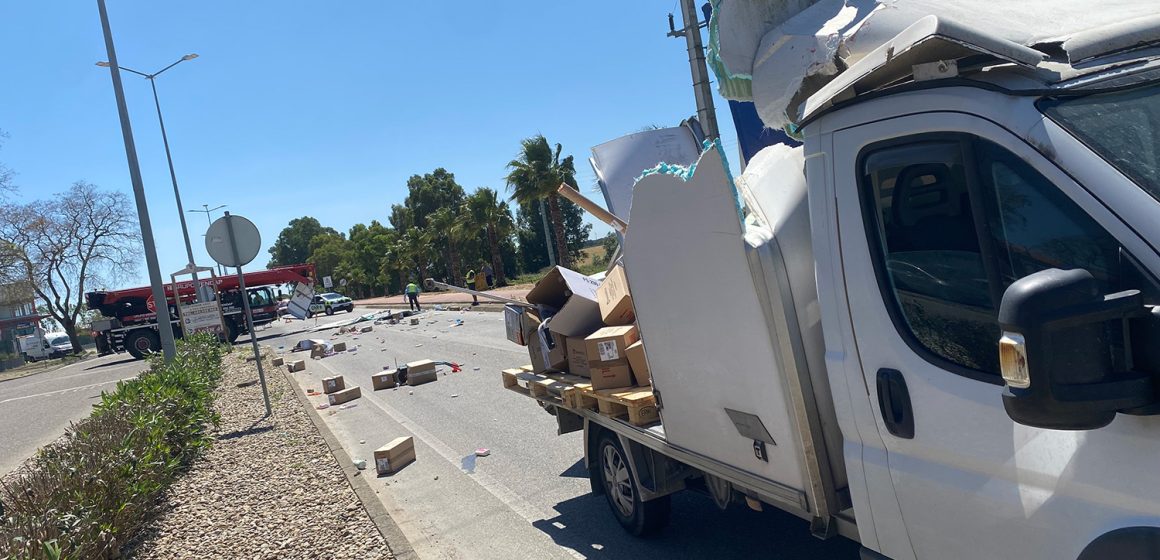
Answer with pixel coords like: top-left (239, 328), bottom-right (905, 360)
top-left (801, 19), bottom-right (1160, 560)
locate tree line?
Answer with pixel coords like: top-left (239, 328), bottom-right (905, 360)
top-left (267, 134), bottom-right (594, 298)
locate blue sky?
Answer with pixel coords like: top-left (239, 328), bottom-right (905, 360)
top-left (0, 1), bottom-right (738, 290)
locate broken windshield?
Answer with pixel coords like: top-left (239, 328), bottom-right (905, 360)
top-left (1041, 82), bottom-right (1160, 204)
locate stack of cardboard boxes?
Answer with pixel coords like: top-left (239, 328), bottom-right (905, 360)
top-left (505, 263), bottom-right (653, 391)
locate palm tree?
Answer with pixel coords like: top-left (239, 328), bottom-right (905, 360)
top-left (465, 187), bottom-right (515, 286)
top-left (505, 135), bottom-right (576, 269)
top-left (427, 206), bottom-right (465, 286)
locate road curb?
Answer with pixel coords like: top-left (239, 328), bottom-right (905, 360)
top-left (282, 362), bottom-right (419, 560)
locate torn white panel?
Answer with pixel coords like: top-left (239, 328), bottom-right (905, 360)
top-left (623, 145), bottom-right (808, 495)
top-left (589, 126), bottom-right (702, 223)
top-left (711, 0), bottom-right (1159, 128)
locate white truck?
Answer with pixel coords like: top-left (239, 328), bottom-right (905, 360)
top-left (507, 6), bottom-right (1160, 560)
top-left (16, 329), bottom-right (71, 362)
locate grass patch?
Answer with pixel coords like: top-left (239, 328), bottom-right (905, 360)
top-left (0, 334), bottom-right (224, 560)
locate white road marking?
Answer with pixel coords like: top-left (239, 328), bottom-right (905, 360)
top-left (313, 358), bottom-right (585, 560)
top-left (0, 377), bottom-right (137, 406)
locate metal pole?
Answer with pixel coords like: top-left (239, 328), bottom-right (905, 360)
top-left (149, 77), bottom-right (199, 279)
top-left (538, 199), bottom-right (556, 266)
top-left (224, 212), bottom-right (272, 416)
top-left (97, 0), bottom-right (177, 361)
top-left (679, 0), bottom-right (720, 140)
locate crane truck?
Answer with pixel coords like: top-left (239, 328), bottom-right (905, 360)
top-left (85, 263), bottom-right (315, 359)
top-left (503, 5), bottom-right (1160, 560)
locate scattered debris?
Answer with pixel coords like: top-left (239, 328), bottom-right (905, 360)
top-left (451, 394), bottom-right (459, 398)
top-left (472, 367), bottom-right (480, 371)
top-left (475, 448), bottom-right (491, 457)
top-left (315, 403), bottom-right (330, 409)
top-left (354, 458), bottom-right (367, 470)
top-left (359, 440), bottom-right (366, 444)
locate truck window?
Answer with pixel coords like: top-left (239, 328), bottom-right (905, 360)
top-left (860, 134), bottom-right (1122, 379)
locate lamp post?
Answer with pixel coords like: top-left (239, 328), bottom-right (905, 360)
top-left (96, 53), bottom-right (200, 282)
top-left (189, 204), bottom-right (227, 275)
top-left (96, 0), bottom-right (176, 361)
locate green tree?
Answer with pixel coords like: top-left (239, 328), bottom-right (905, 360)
top-left (596, 231), bottom-right (619, 266)
top-left (515, 198), bottom-right (591, 273)
top-left (403, 168), bottom-right (466, 229)
top-left (465, 187), bottom-right (515, 286)
top-left (306, 232), bottom-right (349, 283)
top-left (347, 220), bottom-right (394, 297)
top-left (427, 207), bottom-right (466, 286)
top-left (267, 217), bottom-right (338, 268)
top-left (505, 135), bottom-right (578, 268)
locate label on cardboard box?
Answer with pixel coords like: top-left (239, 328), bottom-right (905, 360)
top-left (376, 458), bottom-right (392, 473)
top-left (597, 340), bottom-right (619, 362)
top-left (590, 364), bottom-right (633, 390)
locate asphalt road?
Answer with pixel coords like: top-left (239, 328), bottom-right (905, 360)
top-left (263, 307), bottom-right (861, 560)
top-left (0, 353), bottom-right (151, 476)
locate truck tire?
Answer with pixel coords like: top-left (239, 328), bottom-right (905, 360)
top-left (124, 330), bottom-right (160, 359)
top-left (224, 321), bottom-right (241, 344)
top-left (596, 433), bottom-right (671, 536)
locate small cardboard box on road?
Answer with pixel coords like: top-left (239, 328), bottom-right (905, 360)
top-left (597, 263), bottom-right (635, 326)
top-left (322, 375), bottom-right (346, 394)
top-left (585, 325), bottom-right (640, 368)
top-left (328, 386), bottom-right (361, 405)
top-left (332, 342), bottom-right (347, 352)
top-left (271, 356), bottom-right (284, 367)
top-left (372, 370), bottom-right (397, 391)
top-left (374, 436), bottom-right (415, 475)
top-left (360, 325), bottom-right (374, 333)
top-left (406, 360), bottom-right (438, 386)
top-left (287, 360), bottom-right (306, 372)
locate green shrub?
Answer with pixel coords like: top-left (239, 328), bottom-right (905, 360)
top-left (0, 334), bottom-right (224, 560)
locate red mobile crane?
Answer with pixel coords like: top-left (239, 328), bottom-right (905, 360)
top-left (86, 263), bottom-right (316, 359)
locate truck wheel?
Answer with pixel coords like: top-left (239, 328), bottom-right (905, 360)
top-left (597, 433), bottom-right (671, 536)
top-left (225, 321), bottom-right (241, 343)
top-left (124, 330), bottom-right (160, 360)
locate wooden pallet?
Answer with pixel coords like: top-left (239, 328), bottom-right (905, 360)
top-left (587, 386), bottom-right (659, 426)
top-left (499, 368), bottom-right (657, 426)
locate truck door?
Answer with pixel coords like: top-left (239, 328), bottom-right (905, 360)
top-left (832, 113), bottom-right (1160, 559)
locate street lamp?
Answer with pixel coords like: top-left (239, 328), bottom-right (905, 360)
top-left (96, 53), bottom-right (200, 283)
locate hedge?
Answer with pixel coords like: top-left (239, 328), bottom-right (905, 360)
top-left (0, 334), bottom-right (224, 560)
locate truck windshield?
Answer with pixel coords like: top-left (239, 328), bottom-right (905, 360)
top-left (1041, 81), bottom-right (1160, 204)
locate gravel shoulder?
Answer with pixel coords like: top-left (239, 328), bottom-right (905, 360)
top-left (128, 349), bottom-right (393, 559)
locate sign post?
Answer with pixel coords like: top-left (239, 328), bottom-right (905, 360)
top-left (170, 265), bottom-right (226, 340)
top-left (206, 212), bottom-right (271, 417)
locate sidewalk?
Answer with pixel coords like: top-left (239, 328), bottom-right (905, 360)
top-left (358, 286), bottom-right (531, 307)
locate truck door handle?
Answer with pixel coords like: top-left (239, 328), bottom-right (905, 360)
top-left (876, 369), bottom-right (915, 439)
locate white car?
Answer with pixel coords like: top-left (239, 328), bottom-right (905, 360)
top-left (46, 333), bottom-right (73, 357)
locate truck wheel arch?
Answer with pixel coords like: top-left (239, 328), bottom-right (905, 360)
top-left (1078, 527), bottom-right (1160, 560)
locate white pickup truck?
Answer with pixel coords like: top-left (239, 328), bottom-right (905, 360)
top-left (508, 6), bottom-right (1160, 560)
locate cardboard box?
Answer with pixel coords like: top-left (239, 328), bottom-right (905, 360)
top-left (310, 344), bottom-right (330, 359)
top-left (566, 336), bottom-right (591, 377)
top-left (327, 386), bottom-right (361, 405)
top-left (626, 340), bottom-right (650, 386)
top-left (504, 304), bottom-right (528, 346)
top-left (589, 364), bottom-right (633, 390)
top-left (525, 266), bottom-right (603, 337)
top-left (406, 368), bottom-right (437, 386)
top-left (410, 317), bottom-right (420, 325)
top-left (528, 319), bottom-right (568, 373)
top-left (585, 325), bottom-right (640, 368)
top-left (322, 375), bottom-right (345, 394)
top-left (372, 371), bottom-right (397, 390)
top-left (597, 263), bottom-right (635, 326)
top-left (374, 436), bottom-right (416, 475)
top-left (287, 360), bottom-right (306, 372)
top-left (271, 357), bottom-right (284, 367)
top-left (360, 325), bottom-right (373, 333)
top-left (407, 359), bottom-right (435, 374)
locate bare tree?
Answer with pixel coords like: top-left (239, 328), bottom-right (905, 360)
top-left (0, 182), bottom-right (140, 352)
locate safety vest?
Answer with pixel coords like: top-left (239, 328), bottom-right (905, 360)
top-left (406, 283), bottom-right (419, 294)
top-left (466, 271), bottom-right (476, 287)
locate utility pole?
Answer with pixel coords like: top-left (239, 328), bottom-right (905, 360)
top-left (669, 0), bottom-right (720, 140)
top-left (97, 0), bottom-right (177, 361)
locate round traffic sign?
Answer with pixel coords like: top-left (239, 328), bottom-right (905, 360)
top-left (205, 214), bottom-right (261, 267)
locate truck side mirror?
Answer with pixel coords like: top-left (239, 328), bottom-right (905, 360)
top-left (998, 268), bottom-right (1152, 430)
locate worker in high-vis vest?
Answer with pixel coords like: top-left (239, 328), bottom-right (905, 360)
top-left (405, 281), bottom-right (421, 311)
top-left (465, 269), bottom-right (479, 306)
